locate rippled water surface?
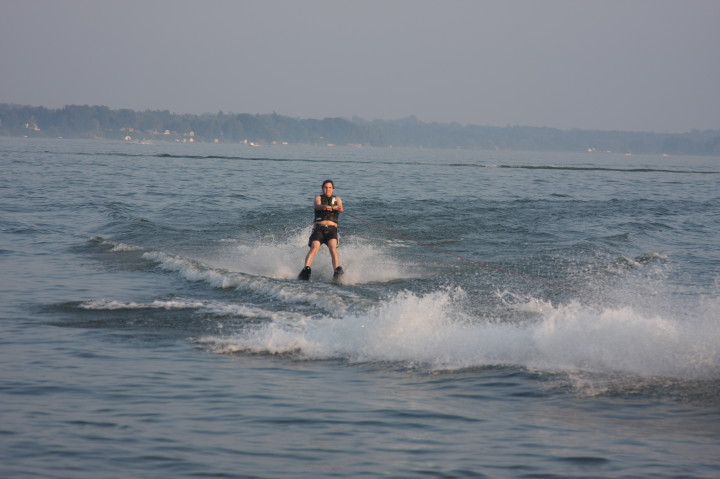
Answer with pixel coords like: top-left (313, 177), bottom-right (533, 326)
top-left (1, 138), bottom-right (719, 478)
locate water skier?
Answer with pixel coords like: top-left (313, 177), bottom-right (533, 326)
top-left (298, 179), bottom-right (344, 282)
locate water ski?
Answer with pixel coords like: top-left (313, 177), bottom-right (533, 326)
top-left (297, 266), bottom-right (343, 283)
top-left (298, 266), bottom-right (311, 281)
top-left (333, 266), bottom-right (344, 284)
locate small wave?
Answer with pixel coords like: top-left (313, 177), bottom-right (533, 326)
top-left (634, 252), bottom-right (668, 264)
top-left (607, 252), bottom-right (668, 273)
top-left (77, 298), bottom-right (307, 322)
top-left (76, 150), bottom-right (394, 166)
top-left (79, 298), bottom-right (209, 310)
top-left (424, 238), bottom-right (464, 246)
top-left (89, 236), bottom-right (144, 252)
top-left (451, 164), bottom-right (719, 174)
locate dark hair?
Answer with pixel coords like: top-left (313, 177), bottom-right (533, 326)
top-left (322, 180), bottom-right (334, 188)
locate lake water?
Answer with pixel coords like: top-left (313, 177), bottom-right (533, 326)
top-left (1, 137), bottom-right (719, 478)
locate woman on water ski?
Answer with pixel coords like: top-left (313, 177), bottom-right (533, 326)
top-left (298, 179), bottom-right (344, 282)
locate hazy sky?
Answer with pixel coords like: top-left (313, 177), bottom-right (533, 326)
top-left (2, 0), bottom-right (719, 133)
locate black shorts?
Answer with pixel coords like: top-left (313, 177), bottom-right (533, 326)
top-left (308, 224), bottom-right (339, 247)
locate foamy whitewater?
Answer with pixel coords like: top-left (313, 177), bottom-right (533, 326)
top-left (2, 138), bottom-right (719, 478)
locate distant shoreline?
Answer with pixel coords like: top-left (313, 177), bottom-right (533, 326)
top-left (2, 103), bottom-right (719, 156)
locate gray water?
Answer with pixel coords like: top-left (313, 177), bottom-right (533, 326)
top-left (2, 137), bottom-right (719, 478)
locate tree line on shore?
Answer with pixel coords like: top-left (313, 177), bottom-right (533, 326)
top-left (1, 103), bottom-right (719, 155)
